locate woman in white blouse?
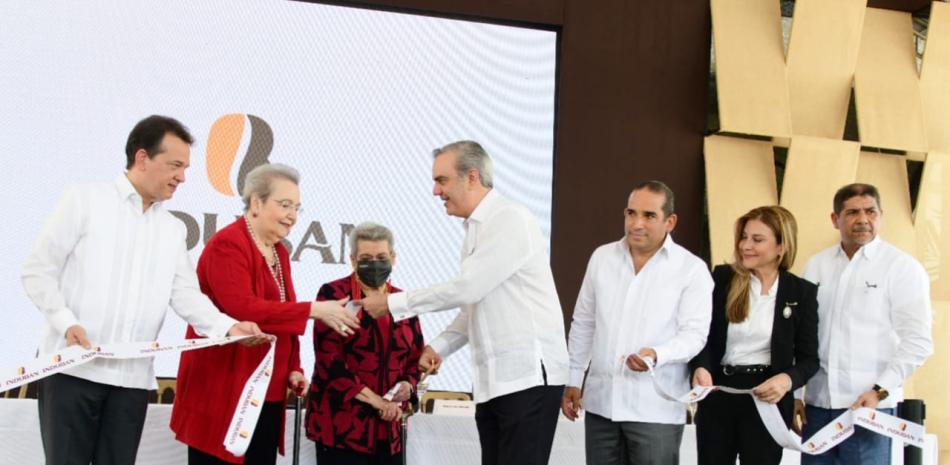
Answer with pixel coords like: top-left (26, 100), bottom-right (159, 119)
top-left (689, 206), bottom-right (819, 464)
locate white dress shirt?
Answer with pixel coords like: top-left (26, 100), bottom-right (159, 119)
top-left (566, 235), bottom-right (713, 424)
top-left (388, 189), bottom-right (569, 403)
top-left (801, 237), bottom-right (933, 409)
top-left (722, 275), bottom-right (776, 366)
top-left (21, 175), bottom-right (236, 390)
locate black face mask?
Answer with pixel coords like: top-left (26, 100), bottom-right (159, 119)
top-left (356, 259), bottom-right (392, 288)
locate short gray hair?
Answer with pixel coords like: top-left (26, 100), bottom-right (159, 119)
top-left (349, 222), bottom-right (394, 257)
top-left (241, 163), bottom-right (300, 211)
top-left (432, 140), bottom-right (493, 188)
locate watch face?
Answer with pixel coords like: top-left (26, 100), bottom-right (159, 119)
top-left (873, 385), bottom-right (889, 400)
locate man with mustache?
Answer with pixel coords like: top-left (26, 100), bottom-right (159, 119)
top-left (360, 140), bottom-right (569, 465)
top-left (796, 183), bottom-right (933, 465)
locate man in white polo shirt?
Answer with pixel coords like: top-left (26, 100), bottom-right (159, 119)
top-left (797, 183), bottom-right (933, 465)
top-left (561, 180), bottom-right (713, 465)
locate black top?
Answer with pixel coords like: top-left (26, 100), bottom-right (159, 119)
top-left (689, 264), bottom-right (819, 425)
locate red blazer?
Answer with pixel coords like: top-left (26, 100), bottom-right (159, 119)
top-left (170, 217), bottom-right (310, 464)
top-left (305, 275), bottom-right (424, 456)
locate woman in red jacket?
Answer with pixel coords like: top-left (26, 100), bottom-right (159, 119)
top-left (170, 163), bottom-right (360, 465)
top-left (305, 222), bottom-right (425, 465)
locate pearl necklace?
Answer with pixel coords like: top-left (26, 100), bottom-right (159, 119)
top-left (244, 215), bottom-right (286, 302)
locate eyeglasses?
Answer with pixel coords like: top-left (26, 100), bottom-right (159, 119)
top-left (271, 199), bottom-right (303, 214)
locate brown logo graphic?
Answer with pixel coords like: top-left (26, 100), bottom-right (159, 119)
top-left (16, 367), bottom-right (25, 376)
top-left (151, 342), bottom-right (160, 349)
top-left (206, 114), bottom-right (273, 196)
top-left (52, 355), bottom-right (61, 363)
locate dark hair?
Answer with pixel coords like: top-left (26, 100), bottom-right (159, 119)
top-left (631, 180), bottom-right (675, 217)
top-left (124, 115), bottom-right (194, 169)
top-left (833, 183), bottom-right (882, 214)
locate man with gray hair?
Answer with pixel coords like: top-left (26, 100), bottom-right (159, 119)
top-left (361, 141), bottom-right (569, 465)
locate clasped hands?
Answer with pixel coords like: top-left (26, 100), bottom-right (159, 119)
top-left (691, 367), bottom-right (792, 404)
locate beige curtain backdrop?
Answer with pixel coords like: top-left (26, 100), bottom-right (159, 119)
top-left (707, 1), bottom-right (950, 461)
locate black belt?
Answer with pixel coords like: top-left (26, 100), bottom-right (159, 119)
top-left (722, 364), bottom-right (770, 376)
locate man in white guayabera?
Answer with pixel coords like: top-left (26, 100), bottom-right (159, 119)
top-left (22, 115), bottom-right (266, 465)
top-left (561, 180), bottom-right (713, 465)
top-left (360, 141), bottom-right (570, 465)
top-left (796, 183), bottom-right (933, 465)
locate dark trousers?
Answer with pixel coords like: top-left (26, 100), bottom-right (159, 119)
top-left (695, 372), bottom-right (784, 465)
top-left (474, 384), bottom-right (563, 465)
top-left (188, 401), bottom-right (284, 465)
top-left (37, 373), bottom-right (149, 465)
top-left (584, 412), bottom-right (684, 465)
top-left (315, 442), bottom-right (400, 465)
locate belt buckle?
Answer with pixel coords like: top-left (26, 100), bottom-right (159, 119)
top-left (722, 365), bottom-right (735, 376)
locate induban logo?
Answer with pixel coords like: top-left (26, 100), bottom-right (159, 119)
top-left (206, 114), bottom-right (274, 197)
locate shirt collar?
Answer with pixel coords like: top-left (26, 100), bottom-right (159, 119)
top-left (658, 233), bottom-right (676, 258)
top-left (115, 173), bottom-right (160, 211)
top-left (618, 232), bottom-right (677, 264)
top-left (465, 188), bottom-right (498, 226)
top-left (836, 235), bottom-right (881, 260)
top-left (750, 273), bottom-right (778, 298)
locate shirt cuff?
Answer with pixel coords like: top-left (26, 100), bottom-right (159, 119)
top-left (388, 292), bottom-right (413, 322)
top-left (48, 308), bottom-right (79, 336)
top-left (204, 313), bottom-right (239, 339)
top-left (429, 335), bottom-right (451, 356)
top-left (345, 382), bottom-right (367, 403)
top-left (650, 346), bottom-right (667, 368)
top-left (876, 370), bottom-right (902, 393)
top-left (793, 387), bottom-right (804, 401)
top-left (569, 369), bottom-right (586, 388)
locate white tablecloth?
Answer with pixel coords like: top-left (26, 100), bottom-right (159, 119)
top-left (0, 399), bottom-right (809, 465)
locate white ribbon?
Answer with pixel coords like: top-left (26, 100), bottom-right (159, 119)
top-left (222, 340), bottom-right (276, 456)
top-left (631, 354), bottom-right (926, 454)
top-left (1, 336), bottom-right (275, 457)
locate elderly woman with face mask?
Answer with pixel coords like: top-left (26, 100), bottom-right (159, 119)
top-left (170, 163), bottom-right (360, 465)
top-left (305, 222), bottom-right (424, 465)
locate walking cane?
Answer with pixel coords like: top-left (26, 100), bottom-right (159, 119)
top-left (401, 410), bottom-right (410, 465)
top-left (292, 396), bottom-right (303, 465)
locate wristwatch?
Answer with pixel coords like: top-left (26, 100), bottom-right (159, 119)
top-left (872, 384), bottom-right (889, 401)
